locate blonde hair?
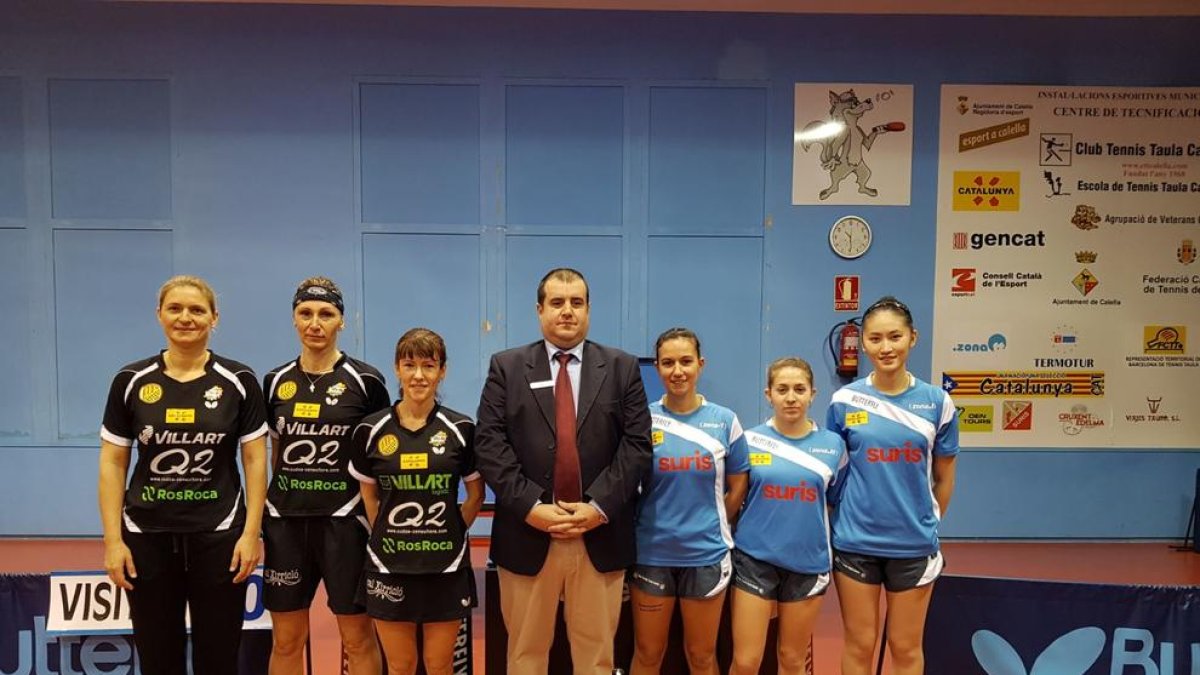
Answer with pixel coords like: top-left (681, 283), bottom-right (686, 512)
top-left (157, 275), bottom-right (216, 312)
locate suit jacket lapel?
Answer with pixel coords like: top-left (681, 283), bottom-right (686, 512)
top-left (525, 342), bottom-right (557, 433)
top-left (576, 341), bottom-right (607, 432)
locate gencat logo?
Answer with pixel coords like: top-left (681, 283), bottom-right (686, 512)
top-left (973, 626), bottom-right (1104, 675)
top-left (954, 231), bottom-right (1046, 250)
top-left (952, 268), bottom-right (977, 295)
top-left (973, 626), bottom-right (1198, 675)
top-left (953, 171), bottom-right (1021, 211)
top-left (1144, 326), bottom-right (1186, 354)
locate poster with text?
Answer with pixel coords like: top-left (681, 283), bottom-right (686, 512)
top-left (792, 83), bottom-right (913, 205)
top-left (933, 85), bottom-right (1200, 448)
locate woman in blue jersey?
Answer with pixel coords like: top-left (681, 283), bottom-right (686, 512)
top-left (731, 357), bottom-right (846, 675)
top-left (826, 297), bottom-right (959, 675)
top-left (631, 327), bottom-right (750, 675)
top-left (263, 277), bottom-right (388, 675)
top-left (350, 328), bottom-right (484, 675)
top-left (98, 275), bottom-right (268, 675)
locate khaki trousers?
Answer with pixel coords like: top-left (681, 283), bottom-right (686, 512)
top-left (498, 537), bottom-right (624, 675)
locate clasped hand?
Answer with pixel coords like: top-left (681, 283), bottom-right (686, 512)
top-left (526, 501), bottom-right (603, 538)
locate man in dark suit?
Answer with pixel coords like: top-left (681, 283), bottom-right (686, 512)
top-left (476, 267), bottom-right (652, 675)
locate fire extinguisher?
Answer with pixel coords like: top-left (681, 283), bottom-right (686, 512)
top-left (828, 318), bottom-right (861, 379)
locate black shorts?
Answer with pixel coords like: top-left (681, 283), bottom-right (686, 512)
top-left (263, 515), bottom-right (369, 615)
top-left (629, 552), bottom-right (732, 599)
top-left (832, 549), bottom-right (945, 592)
top-left (359, 567), bottom-right (477, 623)
top-left (731, 549), bottom-right (829, 602)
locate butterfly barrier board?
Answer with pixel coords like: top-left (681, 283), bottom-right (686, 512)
top-left (924, 574), bottom-right (1199, 675)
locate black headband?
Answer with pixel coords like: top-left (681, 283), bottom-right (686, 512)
top-left (292, 285), bottom-right (344, 313)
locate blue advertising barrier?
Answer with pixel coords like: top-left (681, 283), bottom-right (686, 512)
top-left (925, 574), bottom-right (1200, 675)
top-left (1, 573), bottom-right (271, 675)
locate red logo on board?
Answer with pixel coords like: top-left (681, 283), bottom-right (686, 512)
top-left (951, 268), bottom-right (977, 295)
top-left (834, 276), bottom-right (860, 312)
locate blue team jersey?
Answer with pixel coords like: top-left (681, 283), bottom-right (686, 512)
top-left (734, 423), bottom-right (847, 575)
top-left (826, 375), bottom-right (960, 558)
top-left (636, 398), bottom-right (750, 566)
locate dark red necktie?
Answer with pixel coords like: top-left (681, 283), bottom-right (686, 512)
top-left (553, 351), bottom-right (582, 503)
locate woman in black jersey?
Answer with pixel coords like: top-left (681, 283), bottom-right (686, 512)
top-left (262, 277), bottom-right (389, 675)
top-left (349, 328), bottom-right (485, 675)
top-left (98, 275), bottom-right (268, 675)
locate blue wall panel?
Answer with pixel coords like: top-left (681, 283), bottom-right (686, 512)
top-left (0, 78), bottom-right (24, 219)
top-left (647, 236), bottom-right (763, 425)
top-left (0, 229), bottom-right (33, 442)
top-left (54, 229), bottom-right (173, 441)
top-left (506, 85), bottom-right (625, 227)
top-left (48, 79), bottom-right (171, 220)
top-left (0, 6), bottom-right (1195, 536)
top-left (504, 235), bottom-right (623, 350)
top-left (362, 233), bottom-right (482, 415)
top-left (648, 86), bottom-right (766, 235)
top-left (359, 83), bottom-right (480, 225)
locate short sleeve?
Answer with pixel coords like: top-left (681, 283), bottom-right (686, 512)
top-left (365, 372), bottom-right (391, 415)
top-left (347, 420), bottom-right (376, 484)
top-left (825, 399), bottom-right (846, 439)
top-left (100, 371), bottom-right (135, 447)
top-left (725, 414), bottom-right (750, 474)
top-left (933, 391), bottom-right (961, 457)
top-left (236, 369), bottom-right (269, 443)
top-left (827, 436), bottom-right (850, 506)
top-left (459, 420), bottom-right (479, 480)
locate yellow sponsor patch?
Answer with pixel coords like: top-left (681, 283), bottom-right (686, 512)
top-left (845, 411), bottom-right (869, 426)
top-left (293, 402), bottom-right (321, 418)
top-left (138, 383), bottom-right (163, 404)
top-left (652, 430), bottom-right (664, 445)
top-left (400, 453), bottom-right (428, 470)
top-left (278, 381), bottom-right (297, 401)
top-left (957, 405), bottom-right (994, 432)
top-left (165, 408), bottom-right (194, 424)
top-left (1144, 325), bottom-right (1186, 354)
top-left (749, 452), bottom-right (772, 466)
top-left (952, 171), bottom-right (1020, 211)
top-left (377, 434), bottom-right (399, 456)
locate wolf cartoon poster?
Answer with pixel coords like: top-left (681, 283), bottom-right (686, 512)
top-left (792, 83), bottom-right (914, 205)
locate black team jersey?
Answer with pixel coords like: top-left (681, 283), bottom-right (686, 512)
top-left (349, 404), bottom-right (479, 575)
top-left (100, 352), bottom-right (268, 534)
top-left (263, 355), bottom-right (389, 518)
